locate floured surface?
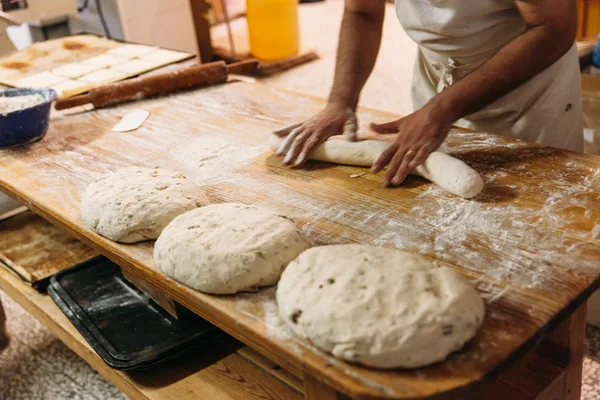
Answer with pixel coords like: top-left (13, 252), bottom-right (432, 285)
top-left (0, 81), bottom-right (599, 399)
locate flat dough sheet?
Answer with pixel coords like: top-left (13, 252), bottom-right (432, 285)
top-left (79, 69), bottom-right (126, 84)
top-left (108, 44), bottom-right (157, 58)
top-left (53, 62), bottom-right (102, 79)
top-left (82, 53), bottom-right (128, 68)
top-left (111, 59), bottom-right (164, 74)
top-left (16, 71), bottom-right (65, 88)
top-left (50, 79), bottom-right (91, 97)
top-left (140, 49), bottom-right (190, 64)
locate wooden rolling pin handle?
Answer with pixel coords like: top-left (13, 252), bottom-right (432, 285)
top-left (227, 59), bottom-right (260, 75)
top-left (90, 61), bottom-right (229, 109)
top-left (54, 93), bottom-right (91, 111)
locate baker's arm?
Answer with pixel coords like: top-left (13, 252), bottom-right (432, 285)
top-left (273, 0), bottom-right (385, 167)
top-left (372, 0), bottom-right (578, 186)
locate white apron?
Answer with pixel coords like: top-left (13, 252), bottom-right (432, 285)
top-left (396, 0), bottom-right (584, 152)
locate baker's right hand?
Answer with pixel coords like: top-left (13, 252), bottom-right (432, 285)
top-left (273, 104), bottom-right (357, 167)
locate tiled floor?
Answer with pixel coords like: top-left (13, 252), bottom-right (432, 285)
top-left (583, 325), bottom-right (600, 399)
top-left (0, 290), bottom-right (128, 400)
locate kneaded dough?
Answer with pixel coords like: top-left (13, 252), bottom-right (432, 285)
top-left (269, 134), bottom-right (484, 199)
top-left (154, 203), bottom-right (310, 295)
top-left (81, 167), bottom-right (207, 243)
top-left (277, 245), bottom-right (485, 369)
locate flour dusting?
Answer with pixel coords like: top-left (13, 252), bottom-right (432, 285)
top-left (373, 160), bottom-right (600, 304)
top-left (179, 135), bottom-right (265, 183)
top-left (235, 289), bottom-right (300, 351)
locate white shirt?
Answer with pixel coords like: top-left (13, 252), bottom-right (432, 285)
top-left (396, 0), bottom-right (583, 152)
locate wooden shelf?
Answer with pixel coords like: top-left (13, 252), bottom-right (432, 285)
top-left (0, 265), bottom-right (303, 400)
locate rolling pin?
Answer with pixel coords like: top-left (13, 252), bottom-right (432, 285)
top-left (54, 60), bottom-right (258, 111)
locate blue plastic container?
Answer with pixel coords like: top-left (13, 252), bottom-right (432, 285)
top-left (593, 34), bottom-right (600, 69)
top-left (0, 88), bottom-right (56, 148)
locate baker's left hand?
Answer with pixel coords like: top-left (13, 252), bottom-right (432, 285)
top-left (370, 104), bottom-right (453, 187)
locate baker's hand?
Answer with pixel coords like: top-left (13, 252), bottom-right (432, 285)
top-left (273, 104), bottom-right (357, 167)
top-left (370, 105), bottom-right (452, 187)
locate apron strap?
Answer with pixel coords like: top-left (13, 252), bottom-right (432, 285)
top-left (431, 58), bottom-right (478, 93)
top-left (432, 58), bottom-right (458, 93)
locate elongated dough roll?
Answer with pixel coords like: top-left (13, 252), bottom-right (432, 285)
top-left (269, 134), bottom-right (484, 199)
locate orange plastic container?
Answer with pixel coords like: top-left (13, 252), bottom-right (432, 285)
top-left (246, 0), bottom-right (299, 61)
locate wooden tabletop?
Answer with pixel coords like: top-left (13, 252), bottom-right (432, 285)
top-left (0, 81), bottom-right (599, 399)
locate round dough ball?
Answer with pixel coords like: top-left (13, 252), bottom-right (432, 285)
top-left (154, 203), bottom-right (310, 294)
top-left (277, 245), bottom-right (485, 369)
top-left (81, 167), bottom-right (207, 243)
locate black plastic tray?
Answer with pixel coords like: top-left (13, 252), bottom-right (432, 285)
top-left (48, 256), bottom-right (221, 370)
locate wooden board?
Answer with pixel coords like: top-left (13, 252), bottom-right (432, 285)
top-left (0, 265), bottom-right (304, 400)
top-left (0, 81), bottom-right (599, 399)
top-left (0, 35), bottom-right (193, 98)
top-left (236, 346), bottom-right (305, 393)
top-left (0, 35), bottom-right (120, 82)
top-left (0, 211), bottom-right (97, 285)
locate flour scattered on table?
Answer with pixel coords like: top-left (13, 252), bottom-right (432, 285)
top-left (179, 135), bottom-right (265, 182)
top-left (374, 163), bottom-right (600, 303)
top-left (234, 289), bottom-right (300, 350)
top-left (0, 94), bottom-right (45, 115)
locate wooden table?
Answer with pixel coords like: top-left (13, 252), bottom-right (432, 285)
top-left (0, 81), bottom-right (599, 399)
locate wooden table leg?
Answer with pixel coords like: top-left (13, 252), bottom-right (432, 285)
top-left (304, 374), bottom-right (350, 400)
top-left (0, 295), bottom-right (8, 350)
top-left (537, 302), bottom-right (587, 400)
top-left (188, 0), bottom-right (213, 63)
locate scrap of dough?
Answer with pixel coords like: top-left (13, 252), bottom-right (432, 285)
top-left (154, 203), bottom-right (310, 295)
top-left (140, 49), bottom-right (190, 64)
top-left (108, 44), bottom-right (157, 58)
top-left (112, 109), bottom-right (150, 132)
top-left (269, 134), bottom-right (484, 199)
top-left (82, 53), bottom-right (129, 68)
top-left (79, 69), bottom-right (126, 84)
top-left (52, 62), bottom-right (102, 79)
top-left (80, 167), bottom-right (207, 243)
top-left (16, 71), bottom-right (65, 88)
top-left (277, 244), bottom-right (485, 369)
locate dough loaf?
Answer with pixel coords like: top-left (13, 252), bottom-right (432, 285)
top-left (81, 167), bottom-right (206, 243)
top-left (154, 203), bottom-right (310, 294)
top-left (269, 134), bottom-right (484, 199)
top-left (277, 245), bottom-right (485, 369)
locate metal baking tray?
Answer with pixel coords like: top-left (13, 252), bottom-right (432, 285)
top-left (48, 256), bottom-right (222, 370)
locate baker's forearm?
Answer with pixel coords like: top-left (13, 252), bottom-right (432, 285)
top-left (328, 2), bottom-right (385, 110)
top-left (430, 12), bottom-right (576, 123)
